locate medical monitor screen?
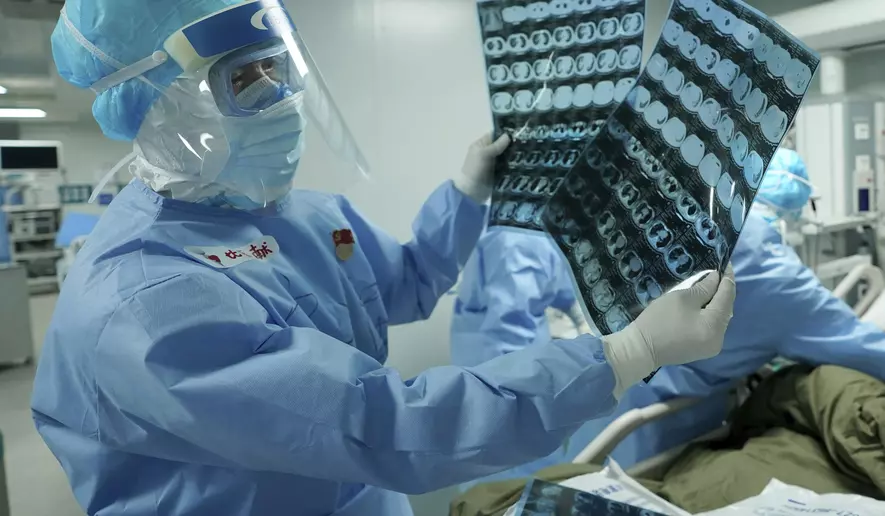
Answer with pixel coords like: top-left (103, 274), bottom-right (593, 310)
top-left (0, 146), bottom-right (60, 170)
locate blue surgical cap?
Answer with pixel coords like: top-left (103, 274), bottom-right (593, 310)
top-left (756, 148), bottom-right (812, 221)
top-left (52, 0), bottom-right (246, 141)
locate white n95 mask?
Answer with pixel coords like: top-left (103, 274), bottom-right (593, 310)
top-left (208, 92), bottom-right (307, 209)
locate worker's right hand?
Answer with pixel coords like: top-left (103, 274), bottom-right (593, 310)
top-left (453, 133), bottom-right (511, 204)
top-left (602, 265), bottom-right (736, 398)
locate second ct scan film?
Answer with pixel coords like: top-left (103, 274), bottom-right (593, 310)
top-left (543, 0), bottom-right (820, 335)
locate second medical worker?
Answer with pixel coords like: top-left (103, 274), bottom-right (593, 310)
top-left (32, 1), bottom-right (737, 515)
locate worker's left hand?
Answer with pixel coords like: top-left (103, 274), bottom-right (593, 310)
top-left (454, 133), bottom-right (511, 203)
top-left (602, 265), bottom-right (736, 398)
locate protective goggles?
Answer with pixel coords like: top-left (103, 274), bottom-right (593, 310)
top-left (205, 38), bottom-right (303, 117)
top-left (163, 1), bottom-right (311, 118)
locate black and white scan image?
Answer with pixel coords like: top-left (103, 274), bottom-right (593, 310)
top-left (544, 0), bottom-right (820, 335)
top-left (477, 0), bottom-right (647, 231)
top-left (515, 479), bottom-right (667, 515)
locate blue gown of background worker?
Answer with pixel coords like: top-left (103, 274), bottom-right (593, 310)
top-left (452, 230), bottom-right (587, 365)
top-left (451, 230), bottom-right (592, 488)
top-left (29, 1), bottom-right (736, 515)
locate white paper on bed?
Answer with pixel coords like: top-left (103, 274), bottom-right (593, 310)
top-left (696, 479), bottom-right (885, 516)
top-left (501, 459), bottom-right (690, 516)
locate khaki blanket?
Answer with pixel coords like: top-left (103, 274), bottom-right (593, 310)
top-left (451, 365), bottom-right (885, 515)
top-left (659, 365), bottom-right (885, 512)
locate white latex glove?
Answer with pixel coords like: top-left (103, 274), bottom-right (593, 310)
top-left (602, 265), bottom-right (736, 399)
top-left (453, 133), bottom-right (511, 203)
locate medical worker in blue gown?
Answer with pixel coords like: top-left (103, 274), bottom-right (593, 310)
top-left (570, 148), bottom-right (885, 469)
top-left (30, 1), bottom-right (736, 515)
top-left (451, 229), bottom-right (593, 489)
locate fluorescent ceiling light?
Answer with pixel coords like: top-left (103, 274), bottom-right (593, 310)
top-left (0, 85), bottom-right (7, 94)
top-left (0, 108), bottom-right (47, 119)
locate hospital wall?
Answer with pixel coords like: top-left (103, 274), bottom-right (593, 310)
top-left (841, 48), bottom-right (885, 94)
top-left (281, 0), bottom-right (498, 381)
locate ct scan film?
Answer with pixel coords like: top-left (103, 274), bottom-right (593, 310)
top-left (544, 0), bottom-right (820, 337)
top-left (477, 0), bottom-right (647, 232)
top-left (514, 479), bottom-right (668, 515)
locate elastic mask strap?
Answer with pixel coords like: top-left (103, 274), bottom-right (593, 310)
top-left (758, 170), bottom-right (817, 207)
top-left (89, 152), bottom-right (137, 204)
top-left (90, 51), bottom-right (169, 94)
top-left (762, 169), bottom-right (815, 191)
top-left (779, 170), bottom-right (814, 189)
top-left (60, 6), bottom-right (124, 69)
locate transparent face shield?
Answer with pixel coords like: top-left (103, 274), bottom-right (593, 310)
top-left (117, 0), bottom-right (369, 208)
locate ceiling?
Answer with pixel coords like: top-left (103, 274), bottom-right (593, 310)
top-left (0, 0), bottom-right (95, 123)
top-left (0, 0), bottom-right (836, 125)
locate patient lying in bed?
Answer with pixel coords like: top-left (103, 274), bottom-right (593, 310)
top-left (451, 364), bottom-right (885, 515)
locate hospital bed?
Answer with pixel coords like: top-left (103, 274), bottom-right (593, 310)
top-left (572, 262), bottom-right (885, 480)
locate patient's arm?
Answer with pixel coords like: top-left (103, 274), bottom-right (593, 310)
top-left (770, 252), bottom-right (885, 381)
top-left (731, 214), bottom-right (885, 383)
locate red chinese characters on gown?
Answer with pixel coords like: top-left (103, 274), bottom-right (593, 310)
top-left (249, 242), bottom-right (274, 260)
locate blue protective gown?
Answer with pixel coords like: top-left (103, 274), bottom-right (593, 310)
top-left (450, 228), bottom-right (582, 488)
top-left (451, 228), bottom-right (578, 366)
top-left (569, 210), bottom-right (885, 467)
top-left (31, 180), bottom-right (618, 516)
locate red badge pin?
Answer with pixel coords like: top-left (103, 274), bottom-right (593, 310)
top-left (333, 229), bottom-right (355, 261)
